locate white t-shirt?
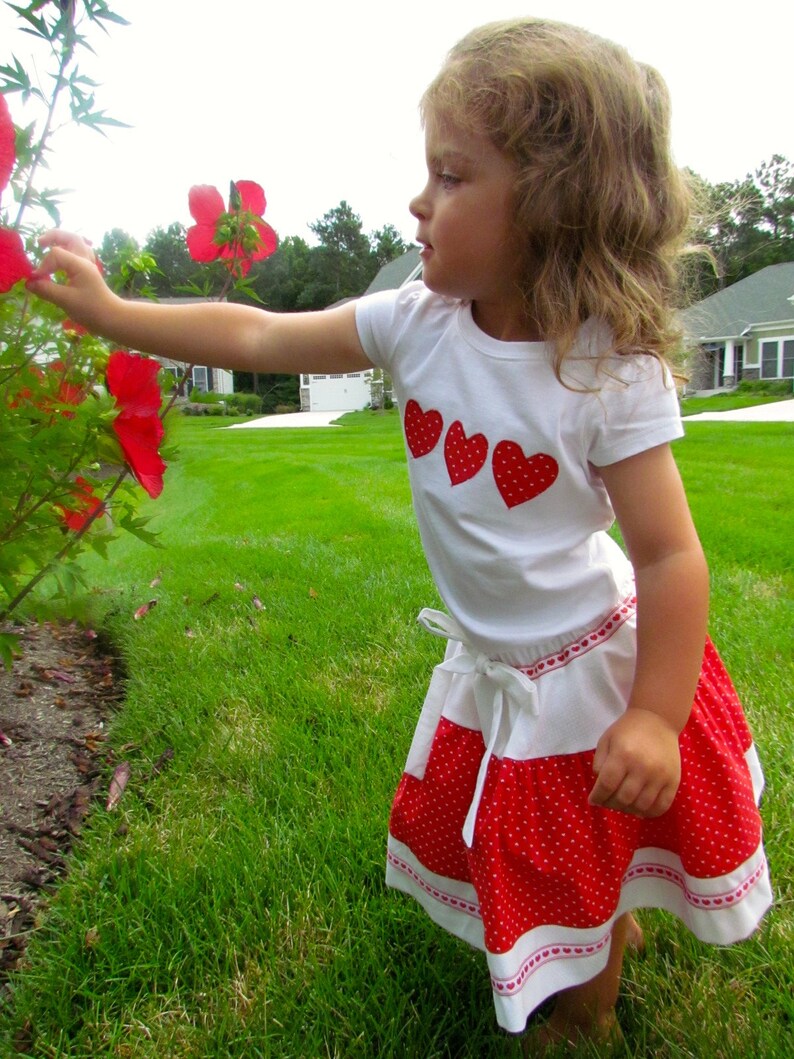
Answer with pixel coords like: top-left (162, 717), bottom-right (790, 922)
top-left (355, 282), bottom-right (683, 664)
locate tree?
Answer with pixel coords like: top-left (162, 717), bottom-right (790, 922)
top-left (755, 154), bottom-right (794, 242)
top-left (299, 200), bottom-right (378, 308)
top-left (371, 223), bottom-right (410, 269)
top-left (686, 156), bottom-right (794, 298)
top-left (249, 235), bottom-right (313, 311)
top-left (99, 202), bottom-right (414, 312)
top-left (98, 228), bottom-right (162, 297)
top-left (143, 222), bottom-right (197, 296)
top-left (232, 371), bottom-right (300, 412)
top-left (98, 227), bottom-right (139, 280)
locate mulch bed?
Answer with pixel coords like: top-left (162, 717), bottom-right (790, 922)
top-left (0, 621), bottom-right (124, 994)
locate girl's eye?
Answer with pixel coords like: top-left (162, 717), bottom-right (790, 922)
top-left (438, 172), bottom-right (461, 190)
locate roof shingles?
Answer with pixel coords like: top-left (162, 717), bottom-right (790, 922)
top-left (682, 261), bottom-right (794, 340)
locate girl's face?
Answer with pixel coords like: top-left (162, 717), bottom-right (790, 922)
top-left (409, 117), bottom-right (533, 340)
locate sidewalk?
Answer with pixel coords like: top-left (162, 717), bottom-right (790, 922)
top-left (684, 399), bottom-right (794, 423)
top-left (226, 401), bottom-right (794, 429)
top-left (227, 411), bottom-right (344, 429)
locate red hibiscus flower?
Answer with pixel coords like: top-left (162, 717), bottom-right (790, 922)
top-left (48, 360), bottom-right (87, 418)
top-left (57, 476), bottom-right (105, 533)
top-left (0, 93), bottom-right (14, 195)
top-left (186, 180), bottom-right (277, 278)
top-left (0, 227), bottom-right (34, 293)
top-left (62, 318), bottom-right (89, 338)
top-left (106, 351), bottom-right (166, 499)
top-left (0, 96), bottom-right (34, 292)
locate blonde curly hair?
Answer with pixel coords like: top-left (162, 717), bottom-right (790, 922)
top-left (421, 18), bottom-right (691, 374)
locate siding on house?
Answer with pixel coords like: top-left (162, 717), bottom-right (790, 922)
top-left (682, 262), bottom-right (794, 388)
top-left (159, 360), bottom-right (234, 396)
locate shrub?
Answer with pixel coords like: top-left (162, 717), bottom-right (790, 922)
top-left (736, 379), bottom-right (791, 397)
top-left (188, 387), bottom-right (225, 404)
top-left (225, 392), bottom-right (262, 415)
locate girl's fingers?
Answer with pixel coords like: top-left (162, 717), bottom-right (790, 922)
top-left (38, 229), bottom-right (96, 261)
top-left (588, 767), bottom-right (622, 806)
top-left (591, 769), bottom-right (675, 817)
top-left (27, 248), bottom-right (101, 315)
top-left (31, 245), bottom-right (93, 282)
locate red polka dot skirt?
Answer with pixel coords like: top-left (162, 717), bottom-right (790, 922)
top-left (385, 604), bottom-right (772, 1034)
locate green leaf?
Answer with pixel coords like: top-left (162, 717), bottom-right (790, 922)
top-left (80, 111), bottom-right (131, 133)
top-left (0, 632), bottom-right (20, 670)
top-left (87, 534), bottom-right (111, 560)
top-left (69, 71), bottom-right (101, 89)
top-left (118, 514), bottom-right (162, 549)
top-left (0, 55), bottom-right (34, 94)
top-left (82, 0), bottom-right (130, 28)
top-left (6, 6), bottom-right (51, 40)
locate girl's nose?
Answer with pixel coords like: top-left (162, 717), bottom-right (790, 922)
top-left (409, 187), bottom-right (428, 221)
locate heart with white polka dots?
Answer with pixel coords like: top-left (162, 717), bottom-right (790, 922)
top-left (492, 441), bottom-right (559, 509)
top-left (444, 420), bottom-right (489, 485)
top-left (404, 399), bottom-right (443, 458)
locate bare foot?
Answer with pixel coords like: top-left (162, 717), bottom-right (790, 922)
top-left (625, 912), bottom-right (645, 954)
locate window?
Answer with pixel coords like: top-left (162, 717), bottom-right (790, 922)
top-left (330, 373), bottom-right (344, 379)
top-left (192, 365), bottom-right (208, 393)
top-left (761, 338), bottom-right (794, 379)
top-left (312, 374), bottom-right (327, 380)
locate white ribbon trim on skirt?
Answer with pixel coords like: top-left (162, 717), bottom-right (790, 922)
top-left (417, 608), bottom-right (539, 848)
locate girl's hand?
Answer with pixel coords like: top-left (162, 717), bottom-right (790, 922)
top-left (589, 709), bottom-right (681, 817)
top-left (27, 230), bottom-right (117, 331)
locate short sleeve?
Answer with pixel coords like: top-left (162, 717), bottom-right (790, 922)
top-left (586, 357), bottom-right (684, 466)
top-left (354, 281), bottom-right (427, 373)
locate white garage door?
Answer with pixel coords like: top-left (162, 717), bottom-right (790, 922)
top-left (309, 373), bottom-right (371, 411)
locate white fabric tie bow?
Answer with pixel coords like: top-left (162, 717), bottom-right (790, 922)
top-left (417, 608), bottom-right (539, 847)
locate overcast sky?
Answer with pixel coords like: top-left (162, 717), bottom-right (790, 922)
top-left (2, 0), bottom-right (792, 248)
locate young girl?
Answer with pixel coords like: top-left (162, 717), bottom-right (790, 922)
top-left (29, 17), bottom-right (771, 1051)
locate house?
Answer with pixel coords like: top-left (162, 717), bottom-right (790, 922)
top-left (299, 248), bottom-right (422, 412)
top-left (159, 357), bottom-right (234, 399)
top-left (681, 262), bottom-right (794, 390)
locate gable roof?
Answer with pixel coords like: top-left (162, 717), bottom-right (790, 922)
top-left (681, 261), bottom-right (794, 342)
top-left (364, 247), bottom-right (422, 294)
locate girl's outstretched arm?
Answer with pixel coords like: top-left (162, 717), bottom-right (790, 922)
top-left (28, 231), bottom-right (371, 375)
top-left (589, 442), bottom-right (709, 818)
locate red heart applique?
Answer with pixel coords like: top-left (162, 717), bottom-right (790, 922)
top-left (404, 399), bottom-right (443, 458)
top-left (492, 441), bottom-right (559, 509)
top-left (444, 420), bottom-right (488, 485)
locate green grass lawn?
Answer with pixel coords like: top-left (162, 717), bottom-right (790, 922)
top-left (2, 412), bottom-right (792, 1058)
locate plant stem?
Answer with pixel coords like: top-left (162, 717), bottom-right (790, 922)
top-left (13, 12), bottom-right (76, 228)
top-left (0, 468), bottom-right (128, 622)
